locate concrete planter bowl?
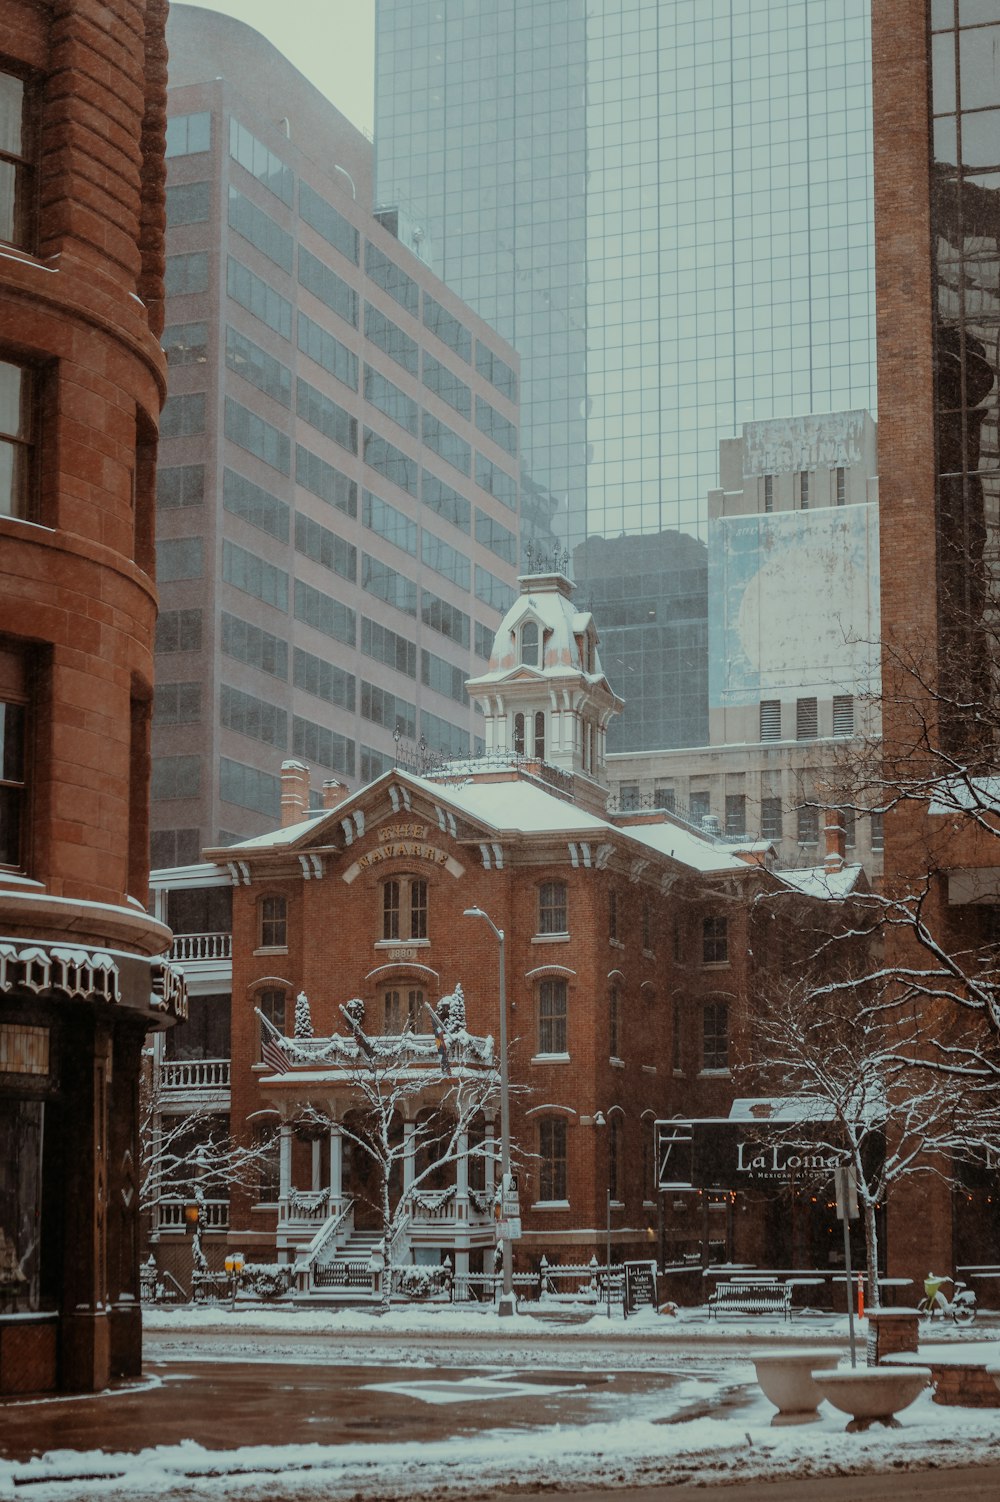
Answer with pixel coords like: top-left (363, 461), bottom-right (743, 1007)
top-left (752, 1350), bottom-right (843, 1425)
top-left (811, 1367), bottom-right (932, 1432)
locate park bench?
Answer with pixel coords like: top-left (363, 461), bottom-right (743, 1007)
top-left (707, 1279), bottom-right (792, 1320)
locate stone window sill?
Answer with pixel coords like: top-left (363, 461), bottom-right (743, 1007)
top-left (532, 931), bottom-right (570, 944)
top-left (532, 1200), bottom-right (570, 1211)
top-left (531, 1052), bottom-right (571, 1065)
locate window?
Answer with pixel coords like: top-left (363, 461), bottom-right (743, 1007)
top-left (226, 326), bottom-right (292, 407)
top-left (476, 342), bottom-right (517, 402)
top-left (538, 881), bottom-right (567, 935)
top-left (223, 469), bottom-right (288, 542)
top-left (619, 784), bottom-right (640, 811)
top-left (475, 565), bottom-right (515, 614)
top-left (759, 700), bottom-right (781, 740)
top-left (364, 428), bottom-right (418, 496)
top-left (228, 186), bottom-right (293, 268)
top-left (476, 454), bottom-right (517, 509)
top-left (655, 786), bottom-right (676, 813)
top-left (421, 530), bottom-right (470, 588)
top-left (296, 444), bottom-right (357, 517)
top-left (292, 715), bottom-right (355, 776)
top-left (223, 540), bottom-right (288, 610)
top-left (225, 397), bottom-right (289, 473)
top-left (0, 695), bottom-right (26, 866)
top-left (833, 694), bottom-right (855, 737)
top-left (870, 810), bottom-right (884, 852)
top-left (760, 797), bottom-right (783, 842)
top-left (702, 1001), bottom-right (729, 1072)
top-left (163, 322), bottom-right (208, 367)
top-left (702, 916), bottom-right (728, 965)
top-left (362, 490), bottom-right (417, 554)
top-left (361, 616), bottom-right (416, 678)
top-left (151, 755), bottom-right (201, 801)
top-left (229, 119), bottom-right (294, 205)
top-left (259, 895), bottom-right (287, 949)
top-left (293, 580), bottom-right (355, 647)
top-left (671, 997), bottom-right (683, 1072)
top-left (299, 182), bottom-right (358, 264)
top-left (220, 684), bottom-right (287, 747)
top-left (153, 681), bottom-right (201, 726)
top-left (475, 396), bottom-right (517, 456)
top-left (297, 513), bottom-right (356, 583)
top-left (156, 608), bottom-right (202, 654)
top-left (384, 988), bottom-right (424, 1033)
top-left (799, 471), bottom-right (810, 508)
top-left (165, 251), bottom-right (208, 296)
top-left (294, 646), bottom-right (353, 708)
top-left (521, 621), bottom-right (539, 666)
top-left (421, 589), bottom-right (470, 647)
top-left (221, 613), bottom-right (287, 681)
top-left (165, 110), bottom-right (211, 158)
top-left (0, 360), bottom-right (33, 519)
top-left (161, 392), bottom-right (205, 439)
top-left (533, 710), bottom-right (545, 760)
top-left (227, 257), bottom-right (291, 338)
top-left (475, 620), bottom-right (494, 662)
top-left (422, 353), bottom-right (471, 418)
top-left (475, 510), bottom-right (517, 564)
top-left (0, 70), bottom-right (34, 250)
top-left (362, 554), bottom-right (417, 616)
top-left (297, 379), bottom-right (357, 455)
top-left (381, 876), bottom-right (427, 941)
top-left (157, 537), bottom-right (203, 582)
top-left (362, 680), bottom-right (415, 739)
top-left (538, 1117), bottom-right (567, 1202)
top-left (513, 711), bottom-right (525, 755)
top-left (836, 466), bottom-right (846, 506)
top-left (422, 293), bottom-right (470, 360)
top-left (763, 473), bottom-right (773, 512)
top-left (365, 304), bottom-right (419, 374)
top-left (366, 242), bottom-right (419, 315)
top-left (158, 464), bottom-right (205, 509)
top-left (298, 313), bottom-right (357, 392)
top-left (421, 650), bottom-right (467, 706)
top-left (257, 989), bottom-right (286, 1056)
top-left (538, 978), bottom-right (567, 1054)
top-left (365, 366), bottom-right (419, 435)
top-left (797, 803), bottom-right (819, 844)
top-left (609, 1116), bottom-right (623, 1202)
top-left (608, 888), bottom-right (619, 942)
top-left (796, 697), bottom-right (818, 740)
top-left (419, 708), bottom-right (470, 759)
top-left (609, 985), bottom-right (621, 1058)
top-left (253, 1124), bottom-right (280, 1203)
top-left (725, 794), bottom-right (746, 838)
top-left (840, 805), bottom-right (857, 849)
top-left (424, 471), bottom-right (471, 533)
top-left (422, 412), bottom-right (471, 476)
top-left (219, 757), bottom-right (280, 817)
top-left (689, 790), bottom-right (711, 826)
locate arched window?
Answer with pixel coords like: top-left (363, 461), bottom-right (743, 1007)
top-left (513, 711), bottom-right (525, 755)
top-left (259, 895), bottom-right (287, 949)
top-left (521, 620), bottom-right (539, 665)
top-left (538, 977), bottom-right (568, 1054)
top-left (609, 984), bottom-right (620, 1059)
top-left (533, 710), bottom-right (545, 760)
top-left (538, 1117), bottom-right (567, 1202)
top-left (257, 987), bottom-right (286, 1057)
top-left (381, 876), bottom-right (428, 941)
top-left (609, 1115), bottom-right (623, 1202)
top-left (384, 986), bottom-right (425, 1033)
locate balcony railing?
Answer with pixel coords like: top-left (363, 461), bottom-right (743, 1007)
top-left (170, 932), bottom-right (232, 962)
top-left (157, 1198), bottom-right (229, 1231)
top-left (159, 1058), bottom-right (231, 1091)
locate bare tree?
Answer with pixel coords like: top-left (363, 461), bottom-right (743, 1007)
top-left (741, 975), bottom-right (1000, 1304)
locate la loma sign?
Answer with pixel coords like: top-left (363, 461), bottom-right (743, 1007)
top-left (689, 1121), bottom-right (843, 1190)
top-left (736, 1141), bottom-right (841, 1179)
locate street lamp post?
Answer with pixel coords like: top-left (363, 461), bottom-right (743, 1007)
top-left (463, 905), bottom-right (514, 1316)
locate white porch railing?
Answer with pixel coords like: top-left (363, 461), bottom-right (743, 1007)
top-left (293, 1199), bottom-right (358, 1295)
top-left (280, 1188), bottom-right (331, 1226)
top-left (157, 1198), bottom-right (229, 1231)
top-left (159, 1058), bottom-right (231, 1091)
top-left (170, 932), bottom-right (232, 962)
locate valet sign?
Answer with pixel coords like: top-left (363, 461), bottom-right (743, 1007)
top-left (357, 823), bottom-right (450, 871)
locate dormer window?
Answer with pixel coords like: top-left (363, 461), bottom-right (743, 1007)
top-left (521, 620), bottom-right (539, 666)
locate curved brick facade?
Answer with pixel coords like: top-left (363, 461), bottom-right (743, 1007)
top-left (0, 0), bottom-right (182, 1396)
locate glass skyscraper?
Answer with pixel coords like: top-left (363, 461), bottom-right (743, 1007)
top-left (375, 0), bottom-right (876, 748)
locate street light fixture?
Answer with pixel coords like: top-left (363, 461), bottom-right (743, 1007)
top-left (463, 905), bottom-right (514, 1317)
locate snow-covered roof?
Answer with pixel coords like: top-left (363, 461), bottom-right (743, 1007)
top-left (727, 1096), bottom-right (835, 1124)
top-left (773, 863), bottom-right (865, 900)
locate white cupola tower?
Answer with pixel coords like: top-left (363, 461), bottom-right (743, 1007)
top-left (465, 555), bottom-right (623, 815)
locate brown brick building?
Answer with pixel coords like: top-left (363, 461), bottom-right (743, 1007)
top-left (873, 0), bottom-right (1000, 1280)
top-left (0, 0), bottom-right (183, 1394)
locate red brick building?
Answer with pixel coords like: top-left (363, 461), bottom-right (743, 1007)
top-left (148, 567), bottom-right (876, 1294)
top-left (0, 0), bottom-right (184, 1394)
top-left (873, 1), bottom-right (1000, 1281)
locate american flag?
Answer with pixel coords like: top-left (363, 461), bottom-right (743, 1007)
top-left (424, 1000), bottom-right (452, 1076)
top-left (261, 1034), bottom-right (289, 1074)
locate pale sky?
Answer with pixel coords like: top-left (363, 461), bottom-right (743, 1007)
top-left (181, 0), bottom-right (377, 135)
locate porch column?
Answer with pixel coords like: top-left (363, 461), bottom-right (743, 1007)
top-left (279, 1122), bottom-right (293, 1199)
top-left (328, 1124), bottom-right (343, 1201)
top-left (403, 1121), bottom-right (417, 1193)
top-left (456, 1128), bottom-right (469, 1200)
top-left (484, 1119), bottom-right (496, 1195)
top-left (311, 1137), bottom-right (322, 1192)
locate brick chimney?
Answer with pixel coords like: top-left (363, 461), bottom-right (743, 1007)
top-left (322, 778), bottom-right (348, 811)
top-left (823, 807), bottom-right (846, 873)
top-left (280, 759), bottom-right (310, 827)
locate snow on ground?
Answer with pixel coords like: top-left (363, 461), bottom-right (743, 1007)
top-left (4, 1307), bottom-right (1000, 1501)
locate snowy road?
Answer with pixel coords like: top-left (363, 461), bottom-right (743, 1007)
top-left (2, 1309), bottom-right (1000, 1500)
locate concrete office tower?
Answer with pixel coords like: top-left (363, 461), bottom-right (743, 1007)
top-left (608, 411), bottom-right (883, 876)
top-left (154, 7), bottom-right (522, 863)
top-left (374, 1), bottom-right (876, 556)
